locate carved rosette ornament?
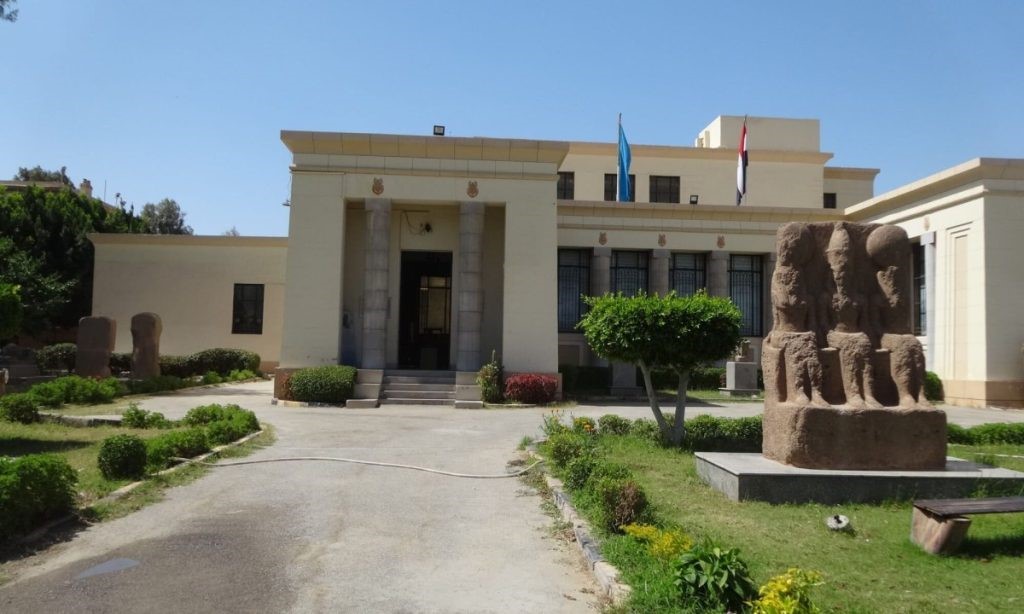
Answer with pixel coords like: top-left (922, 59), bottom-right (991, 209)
top-left (658, 233), bottom-right (667, 247)
top-left (598, 232), bottom-right (608, 245)
top-left (717, 235), bottom-right (726, 248)
top-left (466, 181), bottom-right (479, 198)
top-left (371, 177), bottom-right (384, 195)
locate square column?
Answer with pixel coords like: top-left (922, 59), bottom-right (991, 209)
top-left (708, 251), bottom-right (730, 298)
top-left (456, 201), bottom-right (485, 371)
top-left (361, 198), bottom-right (391, 369)
top-left (651, 249), bottom-right (670, 295)
top-left (591, 247), bottom-right (611, 296)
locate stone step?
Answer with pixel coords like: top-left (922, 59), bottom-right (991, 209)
top-left (382, 382), bottom-right (455, 392)
top-left (383, 376), bottom-right (456, 385)
top-left (382, 390), bottom-right (455, 400)
top-left (384, 369), bottom-right (456, 378)
top-left (380, 398), bottom-right (455, 406)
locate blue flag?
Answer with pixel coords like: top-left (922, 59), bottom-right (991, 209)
top-left (617, 120), bottom-right (632, 202)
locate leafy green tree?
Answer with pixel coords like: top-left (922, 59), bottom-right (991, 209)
top-left (579, 291), bottom-right (743, 445)
top-left (14, 165), bottom-right (69, 184)
top-left (140, 198), bottom-right (193, 235)
top-left (0, 283), bottom-right (23, 341)
top-left (0, 0), bottom-right (17, 23)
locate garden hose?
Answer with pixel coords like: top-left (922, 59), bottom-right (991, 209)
top-left (170, 455), bottom-right (545, 479)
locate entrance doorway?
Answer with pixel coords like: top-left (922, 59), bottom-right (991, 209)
top-left (398, 251), bottom-right (452, 370)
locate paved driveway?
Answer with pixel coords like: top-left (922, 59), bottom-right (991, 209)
top-left (1, 381), bottom-right (600, 613)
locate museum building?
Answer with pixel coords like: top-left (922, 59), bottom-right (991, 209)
top-left (89, 116), bottom-right (1024, 407)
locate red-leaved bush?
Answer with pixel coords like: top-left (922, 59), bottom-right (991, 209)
top-left (503, 373), bottom-right (559, 404)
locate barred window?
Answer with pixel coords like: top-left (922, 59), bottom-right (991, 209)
top-left (912, 243), bottom-right (926, 335)
top-left (604, 173), bottom-right (636, 202)
top-left (611, 251), bottom-right (649, 296)
top-left (670, 253), bottom-right (707, 296)
top-left (557, 249), bottom-right (590, 332)
top-left (557, 172), bottom-right (575, 200)
top-left (729, 255), bottom-right (763, 336)
top-left (649, 175), bottom-right (680, 203)
top-left (232, 284), bottom-right (264, 334)
top-left (823, 192), bottom-right (837, 209)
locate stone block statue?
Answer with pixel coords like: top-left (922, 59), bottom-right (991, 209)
top-left (761, 222), bottom-right (946, 470)
top-left (76, 316), bottom-right (116, 378)
top-left (131, 312), bottom-right (162, 379)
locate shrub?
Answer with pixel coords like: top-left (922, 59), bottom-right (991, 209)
top-left (109, 352), bottom-right (132, 374)
top-left (559, 365), bottom-right (610, 394)
top-left (227, 369), bottom-right (258, 381)
top-left (572, 416), bottom-right (597, 435)
top-left (674, 542), bottom-right (757, 612)
top-left (201, 371), bottom-right (224, 385)
top-left (504, 373), bottom-right (559, 404)
top-left (965, 422), bottom-right (1024, 445)
top-left (159, 355), bottom-right (191, 378)
top-left (630, 418), bottom-right (663, 444)
top-left (564, 455), bottom-right (598, 491)
top-left (184, 404), bottom-right (259, 432)
top-left (622, 523), bottom-right (693, 562)
top-left (947, 423), bottom-right (973, 445)
top-left (652, 366), bottom-right (726, 391)
top-left (0, 393), bottom-right (40, 424)
top-left (594, 477), bottom-right (649, 533)
top-left (477, 351), bottom-right (504, 403)
top-left (597, 414), bottom-right (631, 436)
top-left (924, 371), bottom-right (944, 402)
top-left (146, 428), bottom-right (211, 469)
top-left (126, 375), bottom-right (189, 395)
top-left (750, 568), bottom-right (824, 614)
top-left (287, 365), bottom-right (357, 403)
top-left (97, 434), bottom-right (148, 479)
top-left (684, 415), bottom-right (763, 452)
top-left (35, 343), bottom-right (76, 372)
top-left (205, 419), bottom-right (249, 446)
top-left (541, 409), bottom-right (569, 437)
top-left (547, 431), bottom-right (591, 469)
top-left (27, 375), bottom-right (124, 407)
top-left (121, 403), bottom-right (172, 429)
top-left (0, 454), bottom-right (78, 541)
top-left (185, 348), bottom-right (260, 376)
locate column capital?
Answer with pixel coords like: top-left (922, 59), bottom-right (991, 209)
top-left (593, 246), bottom-right (612, 258)
top-left (365, 197), bottom-right (391, 211)
top-left (652, 249), bottom-right (670, 260)
top-left (710, 250), bottom-right (730, 261)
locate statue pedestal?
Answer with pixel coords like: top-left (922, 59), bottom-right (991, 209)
top-left (719, 361), bottom-right (759, 397)
top-left (763, 404), bottom-right (948, 470)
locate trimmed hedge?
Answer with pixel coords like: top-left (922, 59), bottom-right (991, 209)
top-left (109, 352), bottom-right (132, 374)
top-left (97, 434), bottom-right (148, 479)
top-left (924, 371), bottom-right (944, 402)
top-left (146, 428), bottom-right (211, 469)
top-left (559, 365), bottom-right (611, 393)
top-left (950, 422), bottom-right (1024, 445)
top-left (126, 375), bottom-right (188, 395)
top-left (28, 375), bottom-right (123, 408)
top-left (121, 404), bottom-right (172, 429)
top-left (684, 415), bottom-right (763, 452)
top-left (0, 454), bottom-right (78, 542)
top-left (159, 355), bottom-right (191, 378)
top-left (288, 365), bottom-right (357, 403)
top-left (0, 393), bottom-right (40, 424)
top-left (651, 366), bottom-right (727, 391)
top-left (185, 348), bottom-right (260, 376)
top-left (597, 414), bottom-right (632, 436)
top-left (504, 373), bottom-right (559, 404)
top-left (35, 343), bottom-right (76, 372)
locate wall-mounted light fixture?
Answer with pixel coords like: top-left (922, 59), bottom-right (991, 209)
top-left (689, 194), bottom-right (699, 205)
top-left (433, 125), bottom-right (445, 136)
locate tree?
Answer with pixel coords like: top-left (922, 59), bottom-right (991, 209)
top-left (140, 198), bottom-right (193, 235)
top-left (0, 1), bottom-right (17, 23)
top-left (14, 165), bottom-right (70, 185)
top-left (222, 226), bottom-right (240, 236)
top-left (0, 283), bottom-right (23, 342)
top-left (579, 291), bottom-right (743, 446)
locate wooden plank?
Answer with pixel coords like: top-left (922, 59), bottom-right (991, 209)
top-left (910, 507), bottom-right (972, 555)
top-left (915, 496), bottom-right (1024, 517)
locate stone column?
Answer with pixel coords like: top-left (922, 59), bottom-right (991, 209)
top-left (922, 231), bottom-right (937, 369)
top-left (360, 198), bottom-right (391, 369)
top-left (763, 252), bottom-right (777, 335)
top-left (708, 251), bottom-right (730, 298)
top-left (591, 247), bottom-right (611, 296)
top-left (456, 201), bottom-right (485, 372)
top-left (651, 249), bottom-right (670, 295)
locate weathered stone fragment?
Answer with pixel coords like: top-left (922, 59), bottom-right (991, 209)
top-left (130, 312), bottom-right (162, 379)
top-left (76, 316), bottom-right (115, 378)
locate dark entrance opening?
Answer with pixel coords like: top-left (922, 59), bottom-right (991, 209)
top-left (398, 251), bottom-right (452, 370)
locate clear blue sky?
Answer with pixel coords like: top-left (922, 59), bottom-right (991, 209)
top-left (2, 1), bottom-right (1021, 236)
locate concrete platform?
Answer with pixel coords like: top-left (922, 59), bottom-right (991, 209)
top-left (695, 452), bottom-right (1024, 504)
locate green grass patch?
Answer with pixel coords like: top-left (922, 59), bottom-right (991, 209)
top-left (580, 434), bottom-right (1024, 613)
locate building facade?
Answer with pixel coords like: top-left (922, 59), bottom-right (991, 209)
top-left (90, 116), bottom-right (1024, 407)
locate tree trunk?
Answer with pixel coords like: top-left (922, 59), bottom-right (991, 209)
top-left (668, 369), bottom-right (691, 446)
top-left (638, 361), bottom-right (669, 435)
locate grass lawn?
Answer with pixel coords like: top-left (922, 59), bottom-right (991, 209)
top-left (590, 435), bottom-right (1024, 613)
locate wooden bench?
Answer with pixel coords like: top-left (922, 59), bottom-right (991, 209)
top-left (911, 497), bottom-right (1024, 554)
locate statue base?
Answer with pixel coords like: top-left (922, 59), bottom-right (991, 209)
top-left (763, 404), bottom-right (947, 470)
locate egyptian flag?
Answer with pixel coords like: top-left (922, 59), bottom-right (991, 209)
top-left (736, 118), bottom-right (748, 205)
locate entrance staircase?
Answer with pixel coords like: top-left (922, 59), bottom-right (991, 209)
top-left (380, 370), bottom-right (456, 406)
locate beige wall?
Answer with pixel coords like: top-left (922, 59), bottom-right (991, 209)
top-left (698, 115), bottom-right (821, 152)
top-left (89, 235), bottom-right (286, 369)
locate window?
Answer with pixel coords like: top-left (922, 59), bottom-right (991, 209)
top-left (232, 284), bottom-right (264, 334)
top-left (604, 173), bottom-right (636, 202)
top-left (557, 249), bottom-right (591, 332)
top-left (611, 251), bottom-right (649, 296)
top-left (557, 172), bottom-right (575, 200)
top-left (670, 253), bottom-right (707, 296)
top-left (729, 255), bottom-right (763, 336)
top-left (823, 192), bottom-right (837, 209)
top-left (649, 176), bottom-right (680, 203)
top-left (912, 243), bottom-right (926, 335)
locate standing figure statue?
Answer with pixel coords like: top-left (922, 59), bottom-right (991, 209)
top-left (763, 223), bottom-right (827, 406)
top-left (825, 223), bottom-right (881, 408)
top-left (867, 225), bottom-right (931, 408)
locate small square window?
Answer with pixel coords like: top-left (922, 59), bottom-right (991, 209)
top-left (604, 173), bottom-right (636, 202)
top-left (557, 172), bottom-right (575, 200)
top-left (649, 176), bottom-right (680, 203)
top-left (823, 193), bottom-right (837, 209)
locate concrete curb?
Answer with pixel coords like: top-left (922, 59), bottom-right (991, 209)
top-left (41, 413), bottom-right (121, 427)
top-left (16, 427), bottom-right (268, 547)
top-left (527, 450), bottom-right (632, 604)
top-left (271, 398), bottom-right (344, 408)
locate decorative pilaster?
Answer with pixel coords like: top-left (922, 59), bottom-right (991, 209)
top-left (708, 251), bottom-right (730, 298)
top-left (651, 249), bottom-right (670, 296)
top-left (456, 201), bottom-right (485, 371)
top-left (591, 247), bottom-right (611, 296)
top-left (360, 198), bottom-right (391, 369)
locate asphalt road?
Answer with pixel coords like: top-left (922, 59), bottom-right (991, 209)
top-left (3, 382), bottom-right (1021, 613)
